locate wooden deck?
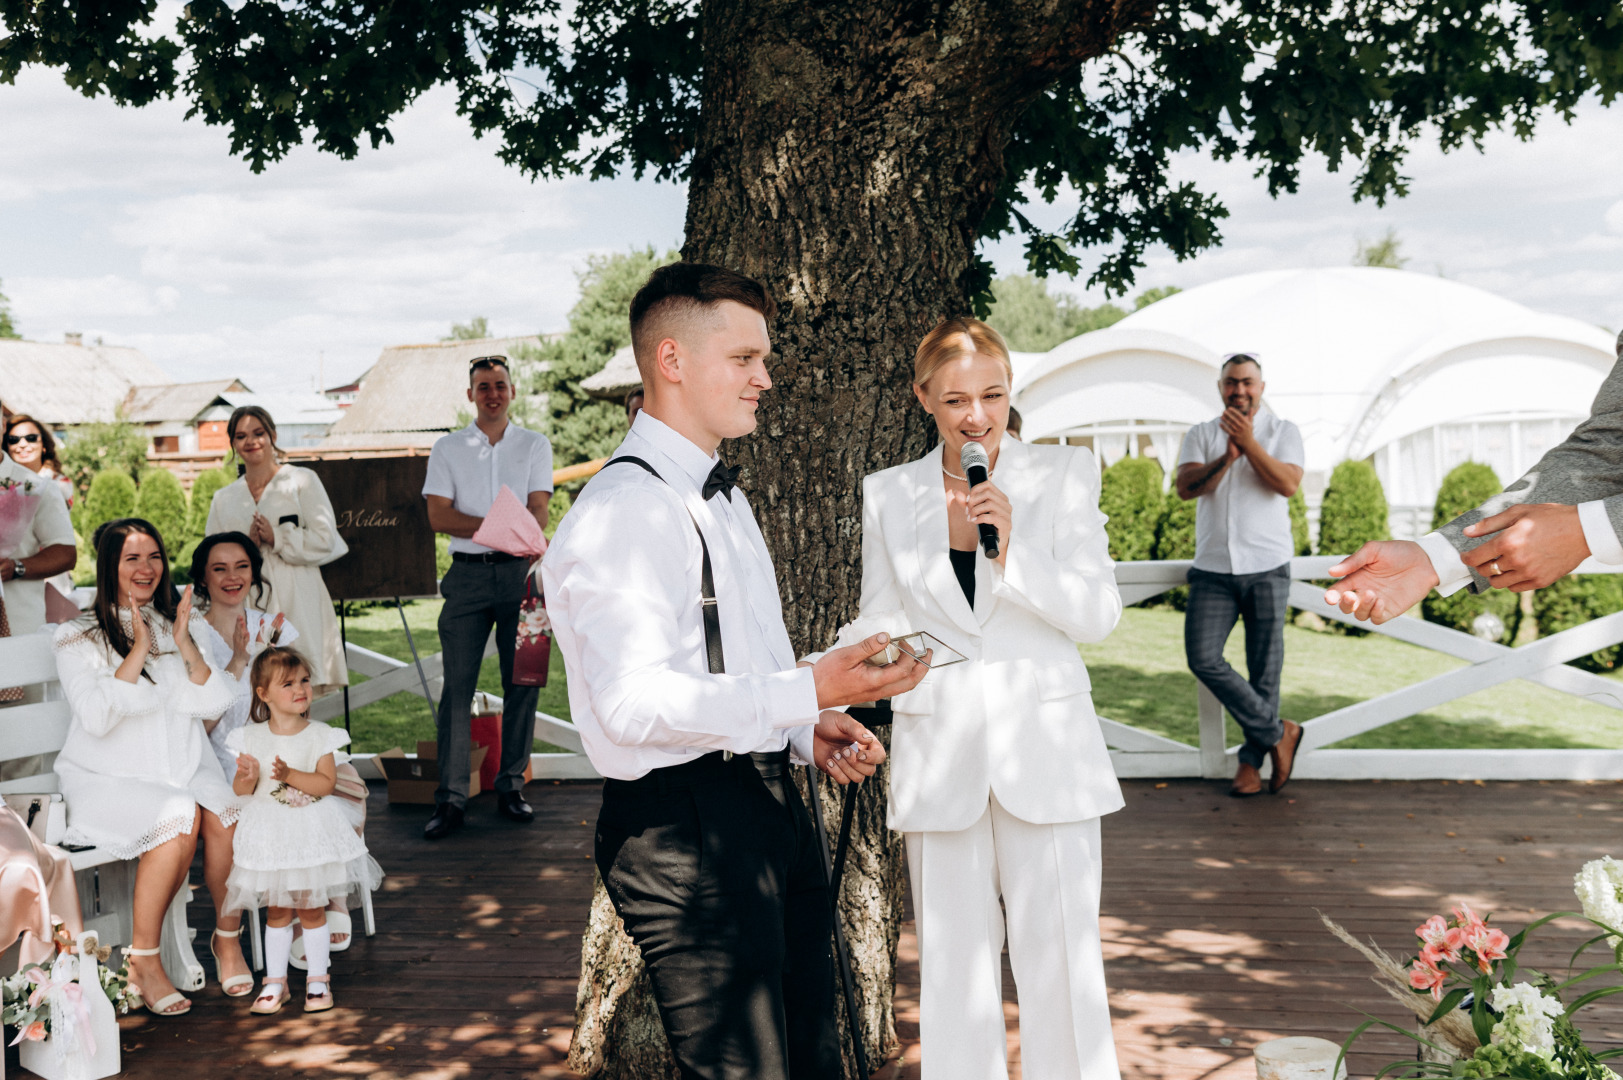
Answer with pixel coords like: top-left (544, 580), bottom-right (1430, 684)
top-left (63, 778), bottom-right (1623, 1079)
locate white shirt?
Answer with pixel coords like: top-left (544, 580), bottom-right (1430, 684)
top-left (1177, 410), bottom-right (1305, 575)
top-left (540, 412), bottom-right (819, 780)
top-left (1420, 501), bottom-right (1623, 596)
top-left (422, 422), bottom-right (554, 554)
top-left (0, 453), bottom-right (77, 636)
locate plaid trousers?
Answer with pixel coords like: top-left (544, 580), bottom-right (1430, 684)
top-left (1184, 563), bottom-right (1290, 768)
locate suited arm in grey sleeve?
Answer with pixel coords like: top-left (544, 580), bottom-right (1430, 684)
top-left (1439, 332), bottom-right (1623, 594)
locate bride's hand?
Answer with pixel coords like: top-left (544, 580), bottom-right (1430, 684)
top-left (965, 479), bottom-right (1013, 565)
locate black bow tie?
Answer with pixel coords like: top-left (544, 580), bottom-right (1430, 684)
top-left (704, 460), bottom-right (741, 502)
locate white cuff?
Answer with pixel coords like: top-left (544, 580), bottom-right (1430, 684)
top-left (1579, 501), bottom-right (1623, 565)
top-left (1418, 532), bottom-right (1473, 598)
top-left (787, 724), bottom-right (816, 767)
top-left (762, 667), bottom-right (821, 731)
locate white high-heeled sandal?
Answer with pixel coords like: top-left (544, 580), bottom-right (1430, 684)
top-left (210, 927), bottom-right (255, 998)
top-left (124, 946), bottom-right (192, 1016)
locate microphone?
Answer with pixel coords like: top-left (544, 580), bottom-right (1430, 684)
top-left (960, 442), bottom-right (999, 559)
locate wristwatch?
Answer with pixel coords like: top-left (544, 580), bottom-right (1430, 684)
top-left (11, 559), bottom-right (25, 580)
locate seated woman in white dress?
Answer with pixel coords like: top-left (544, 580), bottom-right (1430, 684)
top-left (204, 404), bottom-right (349, 697)
top-left (53, 518), bottom-right (239, 1016)
top-left (190, 531), bottom-right (369, 960)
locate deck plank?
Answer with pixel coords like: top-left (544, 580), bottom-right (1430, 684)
top-left (75, 777), bottom-right (1623, 1079)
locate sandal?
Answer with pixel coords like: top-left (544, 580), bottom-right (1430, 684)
top-left (210, 927), bottom-right (256, 998)
top-left (124, 946), bottom-right (192, 1016)
top-left (250, 977), bottom-right (291, 1016)
top-left (303, 974), bottom-right (335, 1013)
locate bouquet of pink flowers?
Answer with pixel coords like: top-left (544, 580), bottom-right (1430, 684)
top-left (0, 475), bottom-right (41, 561)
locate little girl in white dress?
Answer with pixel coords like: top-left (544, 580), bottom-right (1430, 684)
top-left (224, 646), bottom-right (382, 1014)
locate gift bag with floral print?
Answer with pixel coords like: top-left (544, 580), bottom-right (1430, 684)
top-left (513, 572), bottom-right (551, 687)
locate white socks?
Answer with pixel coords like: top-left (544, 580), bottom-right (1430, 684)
top-left (303, 922), bottom-right (332, 982)
top-left (264, 922), bottom-right (294, 980)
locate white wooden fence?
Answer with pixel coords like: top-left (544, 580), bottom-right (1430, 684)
top-left (335, 556), bottom-right (1623, 783)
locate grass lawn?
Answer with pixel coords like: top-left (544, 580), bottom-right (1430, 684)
top-left (336, 601), bottom-right (1623, 754)
top-left (329, 599), bottom-right (573, 754)
top-left (1079, 607), bottom-right (1623, 749)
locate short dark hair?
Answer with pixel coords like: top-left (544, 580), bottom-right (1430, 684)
top-left (1220, 353), bottom-right (1262, 378)
top-left (1007, 405), bottom-right (1023, 436)
top-left (629, 263), bottom-right (776, 369)
top-left (469, 355), bottom-right (511, 384)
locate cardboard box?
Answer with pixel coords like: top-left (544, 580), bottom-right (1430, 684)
top-left (377, 742), bottom-right (488, 805)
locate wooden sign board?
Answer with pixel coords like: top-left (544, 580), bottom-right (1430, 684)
top-left (303, 456), bottom-right (438, 602)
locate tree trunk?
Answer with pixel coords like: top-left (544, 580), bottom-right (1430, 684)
top-left (570, 2), bottom-right (1148, 1074)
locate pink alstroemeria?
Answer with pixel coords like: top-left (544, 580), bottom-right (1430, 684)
top-left (1452, 903), bottom-right (1487, 932)
top-left (1464, 924), bottom-right (1510, 973)
top-left (1417, 916), bottom-right (1465, 963)
top-left (1410, 959), bottom-right (1449, 1000)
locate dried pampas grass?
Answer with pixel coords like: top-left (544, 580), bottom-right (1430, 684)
top-left (1320, 912), bottom-right (1480, 1059)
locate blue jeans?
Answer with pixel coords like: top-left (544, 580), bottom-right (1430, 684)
top-left (1184, 563), bottom-right (1290, 768)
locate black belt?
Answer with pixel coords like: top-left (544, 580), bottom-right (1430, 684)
top-left (608, 749), bottom-right (791, 795)
top-left (451, 550), bottom-right (524, 564)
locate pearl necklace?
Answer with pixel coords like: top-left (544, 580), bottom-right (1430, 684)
top-left (941, 465), bottom-right (994, 483)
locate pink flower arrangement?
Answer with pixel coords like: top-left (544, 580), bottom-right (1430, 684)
top-left (1406, 904), bottom-right (1512, 1000)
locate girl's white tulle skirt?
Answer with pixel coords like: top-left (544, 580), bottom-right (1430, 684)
top-left (223, 794), bottom-right (383, 912)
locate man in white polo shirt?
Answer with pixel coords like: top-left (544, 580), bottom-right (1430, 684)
top-left (1175, 353), bottom-right (1305, 797)
top-left (421, 355), bottom-right (553, 839)
top-left (0, 448), bottom-right (76, 640)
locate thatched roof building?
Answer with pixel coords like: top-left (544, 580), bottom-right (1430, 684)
top-left (0, 337), bottom-right (171, 427)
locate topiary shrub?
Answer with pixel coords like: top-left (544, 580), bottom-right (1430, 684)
top-left (134, 468), bottom-right (190, 560)
top-left (1534, 574), bottom-right (1623, 672)
top-left (1153, 485), bottom-right (1198, 609)
top-left (1099, 456), bottom-right (1164, 564)
top-left (1289, 488), bottom-right (1311, 555)
top-left (1421, 462), bottom-right (1520, 643)
top-left (82, 470), bottom-right (137, 544)
top-left (1317, 459), bottom-right (1390, 557)
top-left (188, 465), bottom-right (236, 541)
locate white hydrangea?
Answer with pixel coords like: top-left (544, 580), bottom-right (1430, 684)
top-left (1574, 857), bottom-right (1623, 947)
top-left (1490, 982), bottom-right (1566, 1059)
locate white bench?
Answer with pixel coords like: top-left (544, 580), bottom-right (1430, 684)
top-left (1, 632), bottom-right (207, 991)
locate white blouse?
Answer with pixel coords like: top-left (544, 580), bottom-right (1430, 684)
top-left (195, 610), bottom-right (302, 779)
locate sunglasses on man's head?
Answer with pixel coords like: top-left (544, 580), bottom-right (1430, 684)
top-left (469, 355), bottom-right (509, 372)
top-left (4, 433), bottom-right (40, 445)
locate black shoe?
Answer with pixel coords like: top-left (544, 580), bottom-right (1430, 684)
top-left (497, 792), bottom-right (534, 824)
top-left (423, 803), bottom-right (464, 840)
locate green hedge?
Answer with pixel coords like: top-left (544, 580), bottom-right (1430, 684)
top-left (1535, 574), bottom-right (1623, 672)
top-left (1099, 456), bottom-right (1164, 563)
top-left (1289, 489), bottom-right (1310, 555)
top-left (1317, 459), bottom-right (1389, 556)
top-left (1422, 462), bottom-right (1520, 643)
top-left (81, 470), bottom-right (137, 545)
top-left (189, 466), bottom-right (235, 541)
top-left (1153, 485), bottom-right (1197, 609)
top-left (135, 469), bottom-right (190, 559)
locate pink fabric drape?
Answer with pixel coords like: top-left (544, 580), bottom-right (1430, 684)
top-left (0, 806), bottom-right (83, 969)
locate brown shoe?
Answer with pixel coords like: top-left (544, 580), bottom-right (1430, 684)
top-left (1229, 762), bottom-right (1263, 797)
top-left (1269, 720), bottom-right (1304, 794)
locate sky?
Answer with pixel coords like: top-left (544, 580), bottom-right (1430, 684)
top-left (3, 63), bottom-right (1621, 396)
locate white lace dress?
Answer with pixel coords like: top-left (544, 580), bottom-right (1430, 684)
top-left (222, 722), bottom-right (382, 913)
top-left (195, 611), bottom-right (302, 779)
top-left (53, 611), bottom-right (239, 859)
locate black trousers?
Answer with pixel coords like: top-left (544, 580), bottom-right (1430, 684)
top-left (595, 750), bottom-right (842, 1080)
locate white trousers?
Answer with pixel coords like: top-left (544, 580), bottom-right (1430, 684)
top-left (906, 796), bottom-right (1119, 1080)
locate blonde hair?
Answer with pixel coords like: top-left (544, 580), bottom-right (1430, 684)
top-left (913, 317), bottom-right (1013, 389)
top-left (249, 646), bottom-right (311, 723)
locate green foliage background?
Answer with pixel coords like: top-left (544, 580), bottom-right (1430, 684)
top-left (1422, 462), bottom-right (1520, 643)
top-left (1289, 489), bottom-right (1310, 556)
top-left (986, 276), bottom-right (1180, 353)
top-left (59, 419), bottom-right (148, 509)
top-left (134, 468), bottom-right (189, 560)
top-left (1152, 484), bottom-right (1198, 609)
top-left (527, 247), bottom-right (676, 472)
top-left (1535, 575), bottom-right (1623, 673)
top-left (1317, 460), bottom-right (1390, 557)
top-left (0, 278), bottom-right (19, 339)
top-left (81, 471), bottom-right (137, 543)
top-left (188, 465), bottom-right (235, 540)
top-left (1100, 456), bottom-right (1165, 563)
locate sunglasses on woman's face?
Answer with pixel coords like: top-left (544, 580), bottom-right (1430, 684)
top-left (4, 433), bottom-right (40, 445)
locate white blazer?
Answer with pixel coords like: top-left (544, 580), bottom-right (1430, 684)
top-left (841, 436), bottom-right (1125, 833)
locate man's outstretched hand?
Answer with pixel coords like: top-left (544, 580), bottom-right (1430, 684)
top-left (1323, 540), bottom-right (1439, 624)
top-left (813, 710), bottom-right (887, 784)
top-left (811, 632), bottom-right (929, 709)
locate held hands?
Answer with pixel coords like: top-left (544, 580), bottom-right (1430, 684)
top-left (1218, 407), bottom-right (1255, 453)
top-left (231, 613), bottom-right (251, 667)
top-left (811, 633), bottom-right (930, 710)
top-left (249, 512), bottom-right (274, 548)
top-left (812, 710), bottom-right (887, 784)
top-left (966, 479), bottom-right (1012, 565)
top-left (1323, 540), bottom-right (1438, 624)
top-left (1459, 503), bottom-right (1589, 590)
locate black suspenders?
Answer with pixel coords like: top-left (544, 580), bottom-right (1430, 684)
top-left (604, 456), bottom-right (725, 676)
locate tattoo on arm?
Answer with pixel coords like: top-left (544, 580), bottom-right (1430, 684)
top-left (1186, 459), bottom-right (1226, 496)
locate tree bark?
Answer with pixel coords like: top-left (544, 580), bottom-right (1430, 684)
top-left (570, 2), bottom-right (1150, 1074)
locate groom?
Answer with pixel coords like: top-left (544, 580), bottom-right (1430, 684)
top-left (542, 262), bottom-right (926, 1079)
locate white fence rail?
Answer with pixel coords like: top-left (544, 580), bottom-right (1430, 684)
top-left (337, 556), bottom-right (1623, 783)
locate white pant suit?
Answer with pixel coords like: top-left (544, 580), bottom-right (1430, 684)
top-left (841, 436), bottom-right (1125, 1080)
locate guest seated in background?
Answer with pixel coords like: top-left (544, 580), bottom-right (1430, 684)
top-left (53, 518), bottom-right (237, 1016)
top-left (190, 532), bottom-right (369, 968)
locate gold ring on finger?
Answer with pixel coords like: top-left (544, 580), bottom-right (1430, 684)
top-left (1490, 560), bottom-right (1502, 576)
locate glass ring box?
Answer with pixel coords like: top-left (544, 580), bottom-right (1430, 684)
top-left (862, 631), bottom-right (967, 669)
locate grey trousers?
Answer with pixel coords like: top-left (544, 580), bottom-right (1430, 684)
top-left (435, 558), bottom-right (539, 808)
top-left (1185, 563), bottom-right (1290, 768)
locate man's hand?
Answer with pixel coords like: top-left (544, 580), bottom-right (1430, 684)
top-left (1459, 503), bottom-right (1589, 591)
top-left (1323, 540), bottom-right (1440, 624)
top-left (1218, 407), bottom-right (1255, 453)
top-left (812, 710), bottom-right (887, 784)
top-left (811, 632), bottom-right (929, 709)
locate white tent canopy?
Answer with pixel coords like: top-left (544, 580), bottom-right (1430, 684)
top-left (1012, 267), bottom-right (1616, 532)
